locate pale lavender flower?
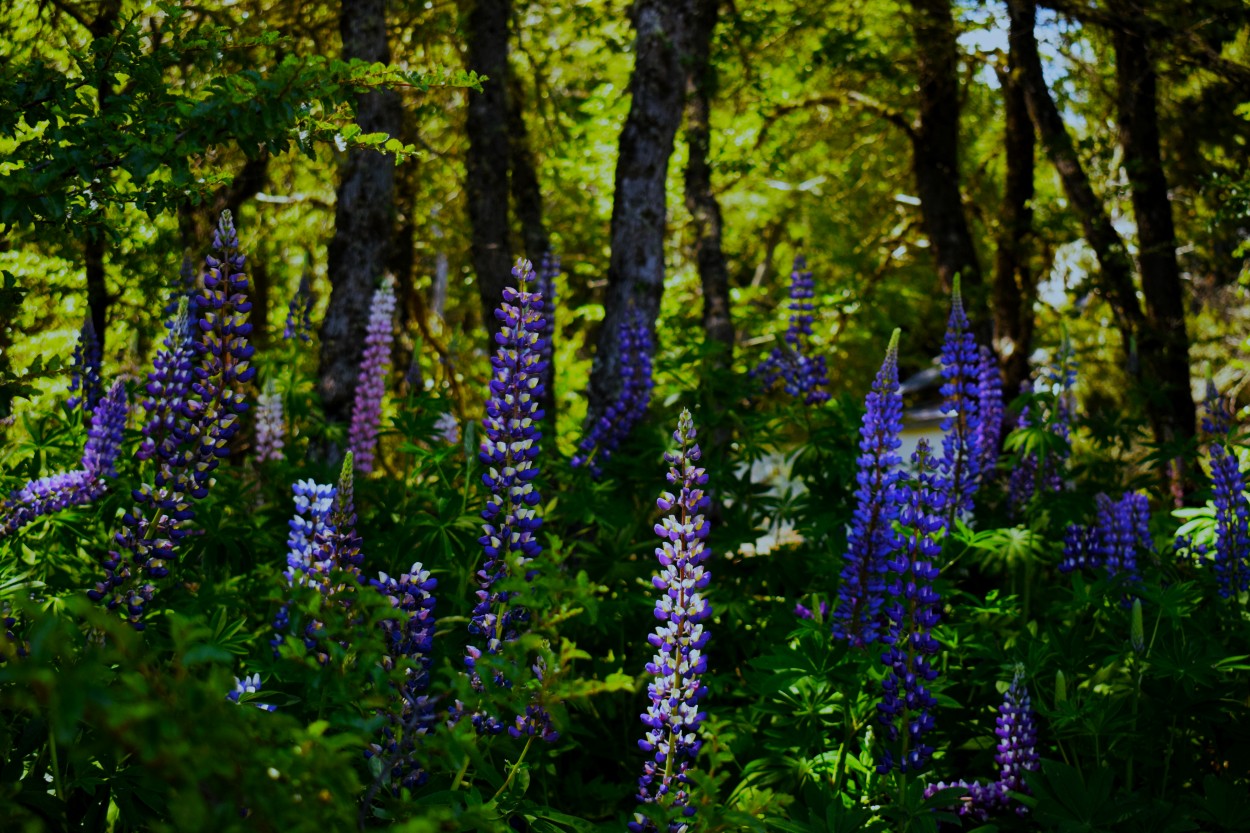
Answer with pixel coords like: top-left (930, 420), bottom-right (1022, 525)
top-left (254, 381), bottom-right (285, 463)
top-left (348, 278), bottom-right (397, 474)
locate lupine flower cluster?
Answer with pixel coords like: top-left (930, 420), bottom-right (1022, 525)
top-left (137, 298), bottom-right (195, 463)
top-left (254, 380), bottom-right (285, 463)
top-left (433, 412), bottom-right (460, 445)
top-left (468, 258), bottom-right (548, 734)
top-left (366, 561), bottom-right (439, 791)
top-left (751, 255), bottom-right (830, 405)
top-left (227, 673), bottom-right (277, 712)
top-left (1, 380), bottom-right (128, 538)
top-left (68, 314), bottom-right (103, 414)
top-left (938, 280), bottom-right (983, 521)
top-left (925, 669), bottom-right (1039, 821)
top-left (632, 408), bottom-right (711, 833)
top-left (572, 306), bottom-right (654, 478)
top-left (976, 346), bottom-right (1004, 475)
top-left (90, 211), bottom-right (254, 627)
top-left (283, 273), bottom-right (314, 342)
top-left (1202, 368), bottom-right (1233, 438)
top-left (1060, 491), bottom-right (1152, 585)
top-left (348, 277), bottom-right (397, 475)
top-left (876, 439), bottom-right (945, 774)
top-left (832, 330), bottom-right (904, 648)
top-left (1209, 444), bottom-right (1250, 598)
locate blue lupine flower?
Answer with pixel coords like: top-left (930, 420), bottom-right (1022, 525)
top-left (751, 255), bottom-right (830, 405)
top-left (938, 278), bottom-right (982, 521)
top-left (90, 211), bottom-right (254, 627)
top-left (1, 380), bottom-right (128, 538)
top-left (876, 439), bottom-right (945, 774)
top-left (572, 306), bottom-right (654, 477)
top-left (138, 297), bottom-right (196, 463)
top-left (832, 330), bottom-right (904, 648)
top-left (469, 257), bottom-right (549, 734)
top-left (1059, 492), bottom-right (1151, 587)
top-left (283, 273), bottom-right (314, 342)
top-left (68, 314), bottom-right (103, 415)
top-left (227, 673), bottom-right (277, 712)
top-left (1210, 444), bottom-right (1250, 598)
top-left (632, 408), bottom-right (711, 833)
top-left (348, 278), bottom-right (397, 474)
top-left (976, 346), bottom-right (1004, 476)
top-left (366, 561), bottom-right (438, 791)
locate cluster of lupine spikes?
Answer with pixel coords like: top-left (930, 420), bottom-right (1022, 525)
top-left (752, 255), bottom-right (830, 405)
top-left (572, 305), bottom-right (653, 477)
top-left (89, 211), bottom-right (255, 627)
top-left (1, 380), bottom-right (128, 537)
top-left (1060, 491), bottom-right (1153, 584)
top-left (348, 277), bottom-right (397, 474)
top-left (925, 669), bottom-right (1039, 820)
top-left (631, 408), bottom-right (711, 833)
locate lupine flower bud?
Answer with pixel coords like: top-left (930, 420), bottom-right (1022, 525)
top-left (68, 314), bottom-right (103, 415)
top-left (1054, 670), bottom-right (1067, 706)
top-left (832, 330), bottom-right (904, 648)
top-left (632, 408), bottom-right (711, 833)
top-left (1210, 443), bottom-right (1250, 598)
top-left (750, 255), bottom-right (830, 405)
top-left (938, 277), bottom-right (982, 521)
top-left (254, 380), bottom-right (285, 463)
top-left (1130, 598), bottom-right (1145, 654)
top-left (573, 306), bottom-right (654, 477)
top-left (348, 277), bottom-right (397, 474)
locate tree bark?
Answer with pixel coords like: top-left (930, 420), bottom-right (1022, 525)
top-left (991, 24), bottom-right (1038, 399)
top-left (683, 0), bottom-right (734, 367)
top-left (907, 0), bottom-right (984, 314)
top-left (586, 0), bottom-right (689, 424)
top-left (1110, 6), bottom-right (1196, 451)
top-left (463, 0), bottom-right (513, 328)
top-left (318, 0), bottom-right (402, 425)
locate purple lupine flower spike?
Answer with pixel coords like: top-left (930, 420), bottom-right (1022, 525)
top-left (348, 277), bottom-right (397, 474)
top-left (572, 306), bottom-right (653, 477)
top-left (367, 561), bottom-right (439, 791)
top-left (751, 255), bottom-right (830, 405)
top-left (1211, 444), bottom-right (1250, 598)
top-left (632, 408), bottom-right (711, 833)
top-left (138, 297), bottom-right (196, 462)
top-left (876, 439), bottom-right (944, 774)
top-left (1202, 366), bottom-right (1233, 437)
top-left (90, 211), bottom-right (254, 628)
top-left (832, 330), bottom-right (904, 648)
top-left (976, 345), bottom-right (1004, 477)
top-left (1, 380), bottom-right (128, 538)
top-left (469, 257), bottom-right (548, 734)
top-left (1059, 491), bottom-right (1151, 589)
top-left (254, 380), bottom-right (285, 463)
top-left (68, 314), bottom-right (103, 414)
top-left (283, 273), bottom-right (314, 342)
top-left (938, 277), bottom-right (982, 522)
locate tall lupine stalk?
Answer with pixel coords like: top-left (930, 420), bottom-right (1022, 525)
top-left (1210, 444), bottom-right (1250, 599)
top-left (751, 254), bottom-right (830, 405)
top-left (138, 297), bottom-right (195, 463)
top-left (1008, 344), bottom-right (1077, 514)
top-left (469, 258), bottom-right (549, 734)
top-left (254, 379), bottom-right (285, 463)
top-left (573, 306), bottom-right (654, 477)
top-left (1059, 491), bottom-right (1152, 586)
top-left (1, 380), bottom-right (128, 537)
top-left (283, 273), bottom-right (314, 342)
top-left (976, 346), bottom-right (1005, 476)
top-left (89, 211), bottom-right (255, 628)
top-left (68, 314), bottom-right (103, 415)
top-left (877, 439), bottom-right (945, 775)
top-left (631, 408), bottom-right (711, 833)
top-left (348, 277), bottom-right (397, 475)
top-left (938, 278), bottom-right (982, 522)
top-left (924, 668), bottom-right (1039, 820)
top-left (832, 330), bottom-right (904, 648)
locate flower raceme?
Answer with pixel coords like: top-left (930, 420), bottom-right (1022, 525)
top-left (68, 313), bottom-right (103, 415)
top-left (1060, 491), bottom-right (1152, 586)
top-left (348, 277), bottom-right (397, 474)
top-left (254, 380), bottom-right (285, 463)
top-left (751, 254), bottom-right (830, 405)
top-left (138, 297), bottom-right (195, 463)
top-left (632, 408), bottom-right (711, 833)
top-left (572, 306), bottom-right (653, 477)
top-left (1210, 444), bottom-right (1250, 598)
top-left (938, 277), bottom-right (982, 522)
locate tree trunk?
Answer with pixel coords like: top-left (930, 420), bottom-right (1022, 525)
top-left (683, 0), bottom-right (734, 366)
top-left (463, 0), bottom-right (513, 327)
top-left (318, 0), bottom-right (402, 425)
top-left (991, 24), bottom-right (1038, 399)
top-left (586, 0), bottom-right (689, 424)
top-left (1110, 10), bottom-right (1196, 454)
top-left (907, 0), bottom-right (984, 316)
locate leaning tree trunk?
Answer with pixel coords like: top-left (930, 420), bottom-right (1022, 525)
top-left (586, 0), bottom-right (689, 425)
top-left (463, 0), bottom-right (513, 328)
top-left (318, 0), bottom-right (402, 425)
top-left (683, 0), bottom-right (734, 367)
top-left (907, 0), bottom-right (984, 318)
top-left (992, 20), bottom-right (1038, 399)
top-left (1110, 9), bottom-right (1196, 458)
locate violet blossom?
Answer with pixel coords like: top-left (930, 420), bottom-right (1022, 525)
top-left (348, 277), bottom-right (397, 475)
